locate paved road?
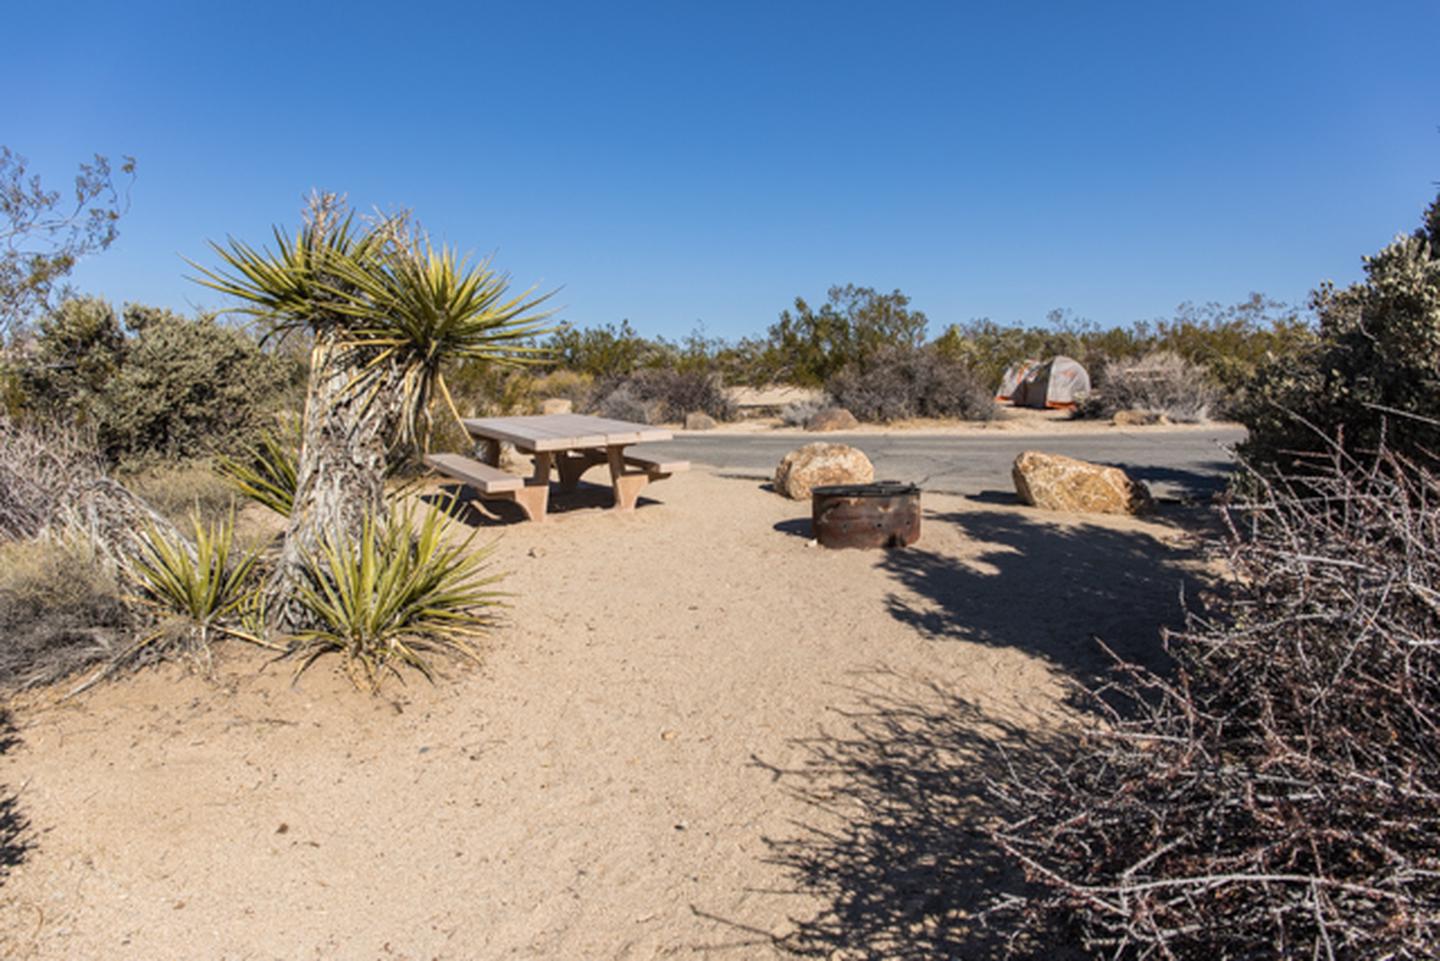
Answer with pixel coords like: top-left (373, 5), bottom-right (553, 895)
top-left (648, 427), bottom-right (1246, 501)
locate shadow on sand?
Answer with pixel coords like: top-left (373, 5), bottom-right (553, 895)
top-left (880, 507), bottom-right (1204, 683)
top-left (718, 507), bottom-right (1212, 957)
top-left (0, 709), bottom-right (30, 887)
top-left (421, 482), bottom-right (660, 526)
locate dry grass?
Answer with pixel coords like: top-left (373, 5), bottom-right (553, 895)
top-left (0, 539), bottom-right (130, 689)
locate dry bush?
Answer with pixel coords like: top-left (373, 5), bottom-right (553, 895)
top-left (781, 397), bottom-right (826, 426)
top-left (592, 368), bottom-right (736, 423)
top-left (0, 414), bottom-right (183, 574)
top-left (124, 462), bottom-right (237, 527)
top-left (530, 369), bottom-right (595, 409)
top-left (1079, 350), bottom-right (1218, 423)
top-left (826, 346), bottom-right (998, 423)
top-left (989, 440), bottom-right (1440, 958)
top-left (0, 540), bottom-right (129, 689)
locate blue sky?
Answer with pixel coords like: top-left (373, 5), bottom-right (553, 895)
top-left (4, 1), bottom-right (1436, 340)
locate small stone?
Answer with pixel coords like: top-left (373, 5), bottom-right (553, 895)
top-left (684, 411), bottom-right (717, 431)
top-left (774, 443), bottom-right (875, 500)
top-left (660, 730), bottom-right (678, 741)
top-left (1112, 409), bottom-right (1165, 427)
top-left (805, 407), bottom-right (859, 432)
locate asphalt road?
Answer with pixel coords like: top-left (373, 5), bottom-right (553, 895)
top-left (647, 426), bottom-right (1247, 501)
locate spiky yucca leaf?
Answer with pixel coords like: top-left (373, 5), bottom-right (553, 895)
top-left (127, 511), bottom-right (260, 636)
top-left (215, 430), bottom-right (299, 516)
top-left (290, 499), bottom-right (502, 691)
top-left (328, 235), bottom-right (556, 451)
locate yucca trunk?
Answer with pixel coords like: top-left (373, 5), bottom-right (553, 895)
top-left (269, 335), bottom-right (403, 631)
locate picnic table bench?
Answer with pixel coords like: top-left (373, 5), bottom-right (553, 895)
top-left (424, 413), bottom-right (689, 522)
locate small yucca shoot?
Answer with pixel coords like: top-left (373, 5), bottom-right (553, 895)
top-left (291, 499), bottom-right (503, 691)
top-left (216, 430), bottom-right (298, 517)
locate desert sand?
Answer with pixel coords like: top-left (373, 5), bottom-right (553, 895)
top-left (0, 465), bottom-right (1211, 960)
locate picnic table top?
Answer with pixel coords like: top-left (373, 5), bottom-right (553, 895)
top-left (462, 413), bottom-right (673, 452)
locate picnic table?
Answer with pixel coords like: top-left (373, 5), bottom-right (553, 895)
top-left (424, 413), bottom-right (689, 522)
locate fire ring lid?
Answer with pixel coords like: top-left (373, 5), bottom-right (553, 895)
top-left (811, 480), bottom-right (919, 498)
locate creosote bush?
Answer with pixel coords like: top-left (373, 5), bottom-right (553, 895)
top-left (1238, 194), bottom-right (1440, 470)
top-left (990, 440), bottom-right (1440, 958)
top-left (827, 345), bottom-right (998, 423)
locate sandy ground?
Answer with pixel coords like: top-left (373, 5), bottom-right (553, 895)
top-left (0, 467), bottom-right (1213, 960)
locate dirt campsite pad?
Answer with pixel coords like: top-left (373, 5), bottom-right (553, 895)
top-left (0, 468), bottom-right (1212, 959)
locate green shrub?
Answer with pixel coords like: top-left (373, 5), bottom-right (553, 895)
top-left (93, 306), bottom-right (299, 464)
top-left (0, 539), bottom-right (129, 689)
top-left (826, 346), bottom-right (998, 423)
top-left (545, 319), bottom-right (665, 379)
top-left (12, 298), bottom-right (302, 465)
top-left (1237, 194), bottom-right (1440, 469)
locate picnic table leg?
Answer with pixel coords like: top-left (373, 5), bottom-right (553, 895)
top-left (556, 449), bottom-right (606, 492)
top-left (605, 445), bottom-right (648, 512)
top-left (514, 451), bottom-right (552, 522)
top-left (475, 437), bottom-right (502, 467)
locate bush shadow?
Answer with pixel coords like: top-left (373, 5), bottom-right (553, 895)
top-left (0, 709), bottom-right (31, 887)
top-left (713, 675), bottom-right (1074, 959)
top-left (882, 508), bottom-right (1207, 684)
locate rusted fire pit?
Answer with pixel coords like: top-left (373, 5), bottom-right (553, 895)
top-left (811, 481), bottom-right (921, 549)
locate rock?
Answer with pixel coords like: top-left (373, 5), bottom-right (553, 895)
top-left (1012, 450), bottom-right (1153, 515)
top-left (1112, 409), bottom-right (1171, 427)
top-left (540, 397), bottom-right (573, 415)
top-left (805, 407), bottom-right (859, 432)
top-left (774, 443), bottom-right (875, 500)
top-left (684, 411), bottom-right (717, 431)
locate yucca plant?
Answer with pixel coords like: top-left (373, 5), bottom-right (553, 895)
top-left (215, 429), bottom-right (299, 516)
top-left (68, 511), bottom-right (263, 695)
top-left (193, 196), bottom-right (553, 633)
top-left (289, 499), bottom-right (503, 691)
top-left (125, 511), bottom-right (262, 652)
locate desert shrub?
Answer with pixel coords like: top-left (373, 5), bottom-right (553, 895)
top-left (291, 500), bottom-right (502, 691)
top-left (780, 397), bottom-right (826, 426)
top-left (760, 285), bottom-right (929, 387)
top-left (0, 539), bottom-right (129, 689)
top-left (93, 307), bottom-right (298, 464)
top-left (991, 442), bottom-right (1440, 958)
top-left (826, 345), bottom-right (998, 423)
top-left (12, 295), bottom-right (126, 421)
top-left (592, 367), bottom-right (736, 423)
top-left (546, 320), bottom-right (665, 378)
top-left (529, 368), bottom-right (595, 409)
top-left (13, 299), bottom-right (301, 465)
top-left (0, 413), bottom-right (183, 573)
top-left (1237, 195), bottom-right (1439, 469)
top-left (1078, 350), bottom-right (1219, 422)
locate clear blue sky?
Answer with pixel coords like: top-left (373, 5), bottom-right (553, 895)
top-left (4, 0), bottom-right (1436, 340)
